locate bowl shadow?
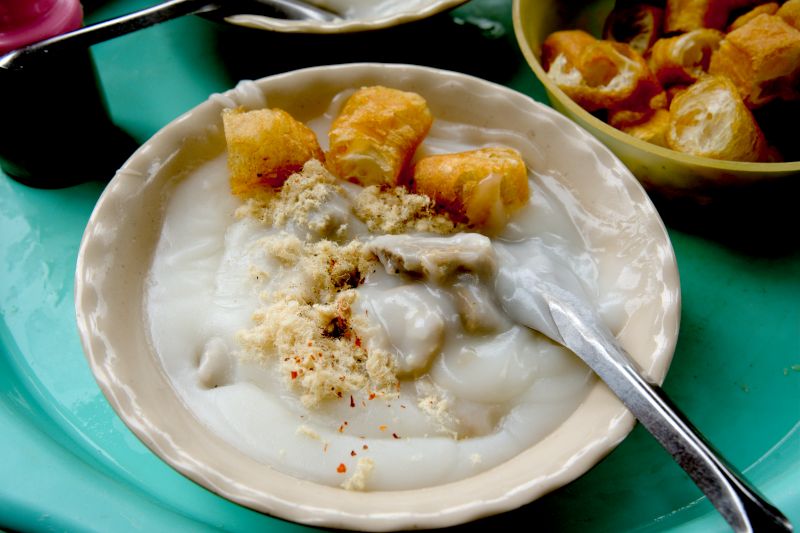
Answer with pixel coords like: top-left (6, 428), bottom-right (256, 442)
top-left (211, 11), bottom-right (522, 87)
top-left (646, 177), bottom-right (800, 257)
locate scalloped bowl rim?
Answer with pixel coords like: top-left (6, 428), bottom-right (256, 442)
top-left (74, 63), bottom-right (680, 531)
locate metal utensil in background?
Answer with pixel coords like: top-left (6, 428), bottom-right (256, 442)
top-left (0, 0), bottom-right (338, 187)
top-left (495, 249), bottom-right (793, 533)
top-left (0, 0), bottom-right (340, 72)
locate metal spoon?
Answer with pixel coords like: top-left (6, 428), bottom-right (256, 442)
top-left (364, 232), bottom-right (790, 530)
top-left (494, 252), bottom-right (792, 532)
top-left (0, 0), bottom-right (340, 71)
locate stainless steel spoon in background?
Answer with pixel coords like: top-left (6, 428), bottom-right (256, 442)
top-left (494, 247), bottom-right (793, 533)
top-left (0, 0), bottom-right (340, 71)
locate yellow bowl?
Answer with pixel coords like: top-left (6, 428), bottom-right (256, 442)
top-left (512, 0), bottom-right (800, 196)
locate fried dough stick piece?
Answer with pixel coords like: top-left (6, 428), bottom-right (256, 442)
top-left (709, 13), bottom-right (800, 108)
top-left (728, 2), bottom-right (779, 32)
top-left (664, 0), bottom-right (759, 32)
top-left (412, 147), bottom-right (529, 230)
top-left (620, 108), bottom-right (671, 147)
top-left (648, 29), bottom-right (724, 86)
top-left (543, 30), bottom-right (664, 115)
top-left (778, 0), bottom-right (800, 29)
top-left (223, 107), bottom-right (323, 196)
top-left (327, 86), bottom-right (433, 187)
top-left (666, 75), bottom-right (769, 161)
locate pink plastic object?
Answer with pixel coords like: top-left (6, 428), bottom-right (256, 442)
top-left (0, 0), bottom-right (136, 187)
top-left (0, 0), bottom-right (83, 54)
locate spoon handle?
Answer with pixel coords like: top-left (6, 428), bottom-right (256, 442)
top-left (0, 0), bottom-right (214, 71)
top-left (548, 299), bottom-right (792, 533)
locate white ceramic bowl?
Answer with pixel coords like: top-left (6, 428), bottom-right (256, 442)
top-left (225, 0), bottom-right (466, 33)
top-left (75, 63), bottom-right (680, 530)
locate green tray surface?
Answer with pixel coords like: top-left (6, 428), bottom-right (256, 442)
top-left (1, 1), bottom-right (798, 531)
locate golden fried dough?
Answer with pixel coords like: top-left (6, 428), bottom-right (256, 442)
top-left (326, 86), bottom-right (433, 187)
top-left (649, 29), bottom-right (724, 86)
top-left (778, 0), bottom-right (800, 30)
top-left (412, 147), bottom-right (529, 229)
top-left (709, 13), bottom-right (800, 107)
top-left (608, 90), bottom-right (668, 128)
top-left (666, 75), bottom-right (768, 161)
top-left (620, 109), bottom-right (671, 147)
top-left (541, 30), bottom-right (597, 71)
top-left (223, 108), bottom-right (324, 196)
top-left (728, 2), bottom-right (779, 31)
top-left (543, 31), bottom-right (662, 113)
top-left (665, 0), bottom-right (729, 32)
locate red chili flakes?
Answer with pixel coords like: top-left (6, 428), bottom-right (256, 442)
top-left (337, 463), bottom-right (347, 474)
top-left (355, 337), bottom-right (362, 348)
top-left (290, 371), bottom-right (298, 380)
top-left (392, 433), bottom-right (400, 439)
top-left (379, 425), bottom-right (387, 431)
top-left (368, 393), bottom-right (376, 400)
top-left (362, 444), bottom-right (369, 450)
top-left (336, 391), bottom-right (343, 398)
top-left (350, 395), bottom-right (355, 408)
top-left (338, 424), bottom-right (344, 433)
top-left (350, 450), bottom-right (357, 457)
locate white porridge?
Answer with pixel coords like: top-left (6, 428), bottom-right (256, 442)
top-left (145, 92), bottom-right (635, 491)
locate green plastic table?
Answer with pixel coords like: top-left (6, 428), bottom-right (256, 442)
top-left (1, 1), bottom-right (798, 531)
